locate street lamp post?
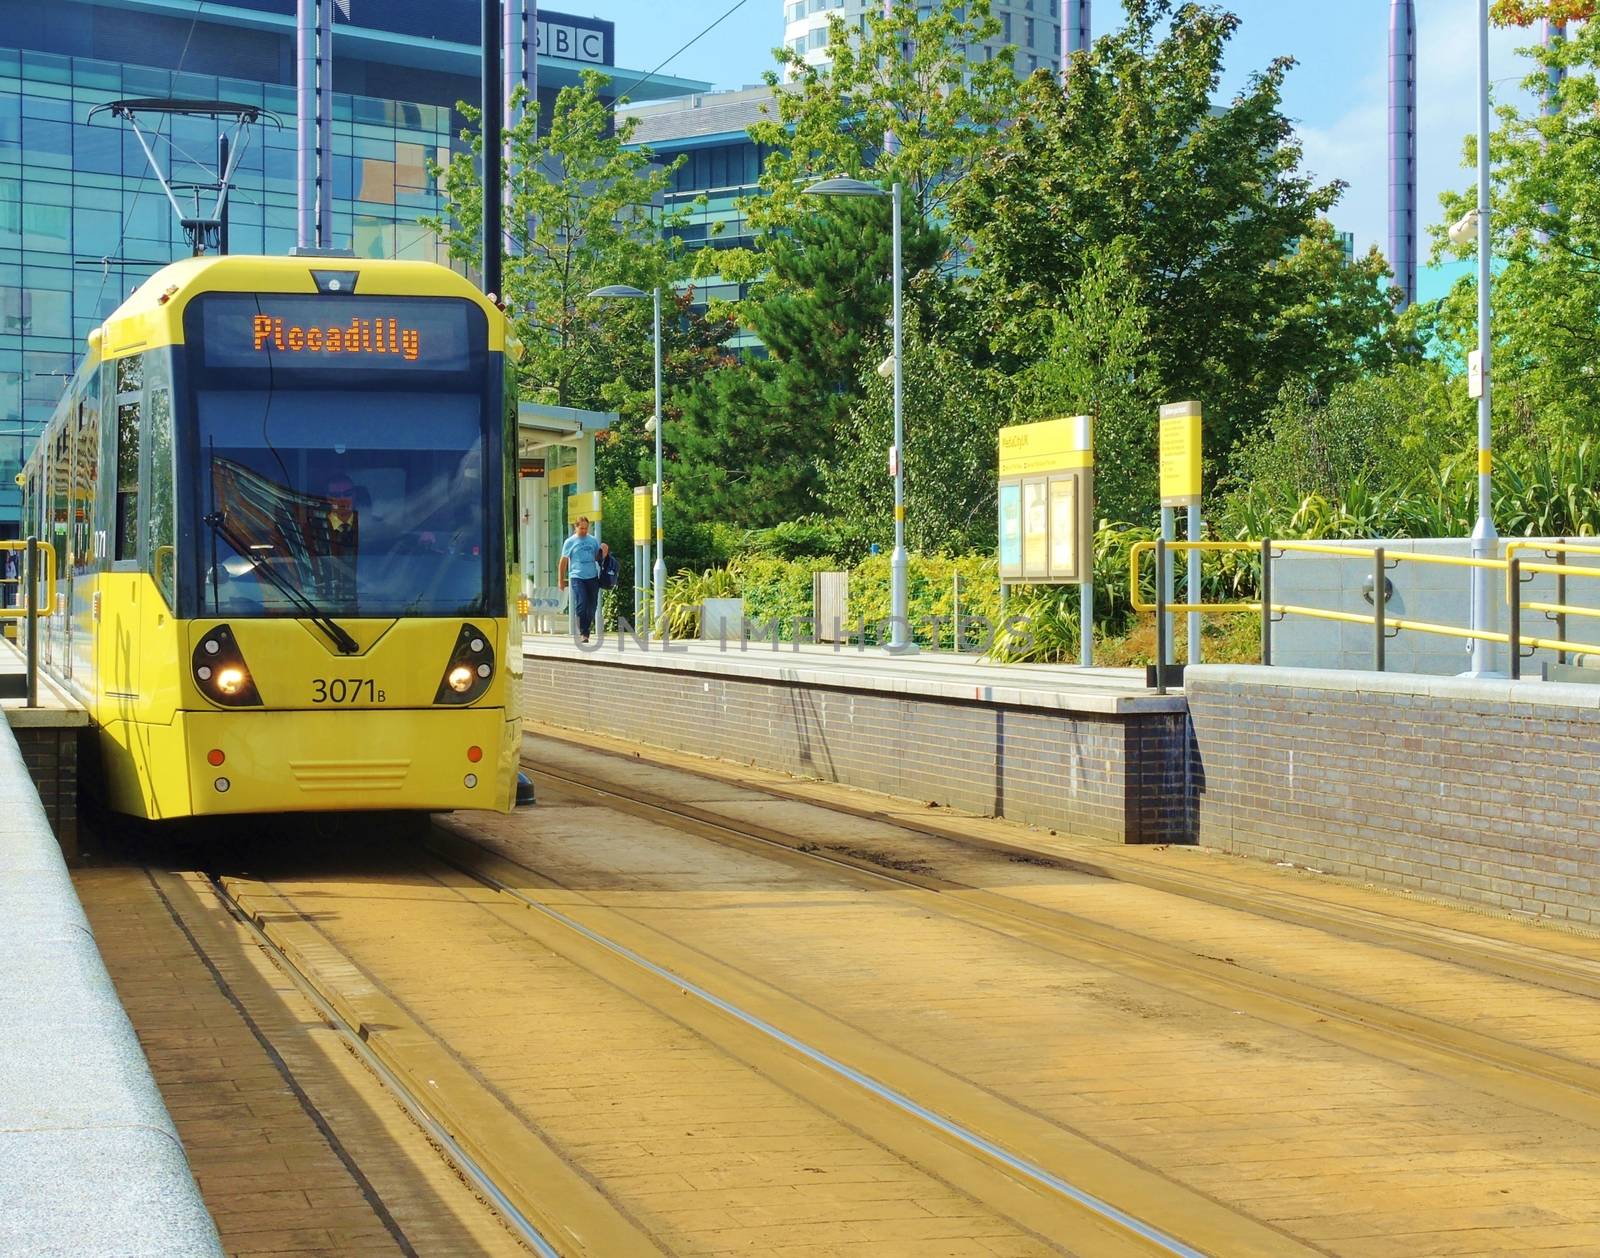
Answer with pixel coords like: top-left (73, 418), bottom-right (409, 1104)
top-left (589, 284), bottom-right (665, 630)
top-left (1471, 0), bottom-right (1497, 675)
top-left (804, 177), bottom-right (909, 650)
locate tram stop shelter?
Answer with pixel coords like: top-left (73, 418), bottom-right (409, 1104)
top-left (517, 402), bottom-right (616, 632)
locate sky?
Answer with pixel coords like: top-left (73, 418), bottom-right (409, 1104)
top-left (592, 0), bottom-right (1550, 269)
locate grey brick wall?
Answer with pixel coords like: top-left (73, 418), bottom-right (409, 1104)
top-left (523, 658), bottom-right (1190, 844)
top-left (11, 727), bottom-right (79, 861)
top-left (1187, 666), bottom-right (1600, 924)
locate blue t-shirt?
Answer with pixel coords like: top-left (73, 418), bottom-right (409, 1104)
top-left (562, 532), bottom-right (602, 579)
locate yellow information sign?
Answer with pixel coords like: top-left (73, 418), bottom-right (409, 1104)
top-left (633, 485), bottom-right (651, 539)
top-left (565, 489), bottom-right (603, 525)
top-left (1159, 401), bottom-right (1202, 508)
top-left (548, 464), bottom-right (579, 488)
top-left (999, 416), bottom-right (1094, 476)
top-left (998, 417), bottom-right (1093, 584)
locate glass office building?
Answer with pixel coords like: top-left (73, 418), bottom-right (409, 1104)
top-left (0, 0), bottom-right (705, 532)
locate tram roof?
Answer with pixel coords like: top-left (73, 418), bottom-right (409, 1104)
top-left (94, 254), bottom-right (505, 358)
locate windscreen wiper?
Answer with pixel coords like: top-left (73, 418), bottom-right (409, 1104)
top-left (202, 511), bottom-right (362, 655)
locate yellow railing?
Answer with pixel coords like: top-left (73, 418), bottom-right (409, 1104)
top-left (0, 540), bottom-right (56, 621)
top-left (1129, 536), bottom-right (1600, 686)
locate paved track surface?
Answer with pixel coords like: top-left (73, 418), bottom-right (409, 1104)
top-left (74, 725), bottom-right (1600, 1256)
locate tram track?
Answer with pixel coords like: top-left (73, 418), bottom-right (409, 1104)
top-left (527, 725), bottom-right (1600, 1000)
top-left (211, 843), bottom-right (1248, 1256)
top-left (521, 753), bottom-right (1600, 1136)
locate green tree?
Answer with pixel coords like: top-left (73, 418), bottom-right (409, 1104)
top-left (670, 196), bottom-right (943, 524)
top-left (822, 315), bottom-right (1008, 554)
top-left (955, 0), bottom-right (1402, 459)
top-left (425, 71), bottom-right (688, 411)
top-left (1006, 245), bottom-right (1159, 525)
top-left (1431, 17), bottom-right (1600, 440)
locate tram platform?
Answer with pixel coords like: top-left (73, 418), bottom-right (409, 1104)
top-left (521, 634), bottom-right (1189, 844)
top-left (1, 639), bottom-right (89, 856)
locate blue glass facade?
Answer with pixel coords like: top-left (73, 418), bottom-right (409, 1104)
top-left (0, 0), bottom-right (706, 532)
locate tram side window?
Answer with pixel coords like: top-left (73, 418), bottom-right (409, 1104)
top-left (114, 354), bottom-right (142, 564)
top-left (51, 425), bottom-right (69, 576)
top-left (73, 376), bottom-right (99, 574)
top-left (143, 354), bottom-right (175, 606)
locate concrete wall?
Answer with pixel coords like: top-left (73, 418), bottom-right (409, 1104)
top-left (0, 721), bottom-right (221, 1256)
top-left (522, 653), bottom-right (1191, 844)
top-left (1272, 538), bottom-right (1600, 676)
top-left (1188, 664), bottom-right (1600, 925)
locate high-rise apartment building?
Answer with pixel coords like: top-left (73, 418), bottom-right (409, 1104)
top-left (780, 0), bottom-right (1064, 81)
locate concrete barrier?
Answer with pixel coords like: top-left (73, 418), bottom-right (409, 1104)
top-left (0, 723), bottom-right (220, 1256)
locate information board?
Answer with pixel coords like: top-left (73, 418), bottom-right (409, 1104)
top-left (1159, 401), bottom-right (1203, 508)
top-left (633, 485), bottom-right (651, 540)
top-left (566, 489), bottom-right (603, 525)
top-left (997, 417), bottom-right (1093, 585)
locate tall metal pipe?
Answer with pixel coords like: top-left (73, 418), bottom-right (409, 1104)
top-left (1537, 18), bottom-right (1566, 245)
top-left (318, 0), bottom-right (334, 248)
top-left (1543, 17), bottom-right (1567, 115)
top-left (295, 0), bottom-right (315, 249)
top-left (502, 0), bottom-right (517, 257)
top-left (317, 0), bottom-right (333, 248)
top-left (482, 0), bottom-right (503, 296)
top-left (883, 0), bottom-right (901, 157)
top-left (1062, 0), bottom-right (1091, 80)
top-left (521, 0), bottom-right (537, 130)
top-left (217, 133), bottom-right (231, 255)
top-left (1387, 0), bottom-right (1416, 310)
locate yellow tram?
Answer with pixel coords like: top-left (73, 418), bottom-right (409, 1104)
top-left (18, 254), bottom-right (521, 820)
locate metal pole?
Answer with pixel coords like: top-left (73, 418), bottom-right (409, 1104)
top-left (952, 571), bottom-right (959, 653)
top-left (1373, 546), bottom-right (1387, 673)
top-left (24, 536), bottom-right (38, 709)
top-left (316, 0), bottom-right (333, 248)
top-left (1556, 543), bottom-right (1568, 664)
top-left (1509, 556), bottom-right (1522, 680)
top-left (1160, 505), bottom-right (1175, 660)
top-left (652, 288), bottom-right (666, 632)
top-left (1080, 413), bottom-right (1094, 669)
top-left (1259, 538), bottom-right (1273, 666)
top-left (889, 182), bottom-right (908, 651)
top-left (217, 133), bottom-right (231, 255)
top-left (1186, 503), bottom-right (1201, 666)
top-left (1469, 0), bottom-right (1498, 675)
top-left (295, 0), bottom-right (315, 249)
top-left (482, 0), bottom-right (503, 297)
top-left (1154, 537), bottom-right (1168, 695)
top-left (503, 0), bottom-right (517, 259)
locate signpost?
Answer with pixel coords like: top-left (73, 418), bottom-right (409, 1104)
top-left (633, 485), bottom-right (652, 622)
top-left (997, 416), bottom-right (1095, 666)
top-left (1159, 401), bottom-right (1204, 667)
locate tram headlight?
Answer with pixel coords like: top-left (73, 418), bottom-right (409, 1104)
top-left (192, 625), bottom-right (262, 707)
top-left (434, 623), bottom-right (495, 705)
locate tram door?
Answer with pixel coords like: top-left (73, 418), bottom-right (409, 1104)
top-left (103, 355), bottom-right (143, 703)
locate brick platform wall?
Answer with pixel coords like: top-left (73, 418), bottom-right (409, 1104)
top-left (10, 727), bottom-right (79, 861)
top-left (522, 657), bottom-right (1192, 844)
top-left (1187, 665), bottom-right (1600, 925)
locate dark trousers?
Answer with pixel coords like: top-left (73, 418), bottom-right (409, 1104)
top-left (571, 576), bottom-right (600, 638)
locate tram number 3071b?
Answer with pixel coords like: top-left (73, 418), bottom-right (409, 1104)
top-left (312, 678), bottom-right (387, 704)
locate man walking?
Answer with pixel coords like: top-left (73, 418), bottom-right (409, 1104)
top-left (559, 515), bottom-right (603, 643)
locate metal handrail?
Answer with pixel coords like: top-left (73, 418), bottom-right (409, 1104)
top-left (1130, 535), bottom-right (1600, 682)
top-left (0, 539), bottom-right (56, 620)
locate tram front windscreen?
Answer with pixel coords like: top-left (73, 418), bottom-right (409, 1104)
top-left (183, 293), bottom-right (498, 620)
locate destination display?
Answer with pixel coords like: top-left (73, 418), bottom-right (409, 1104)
top-left (197, 295), bottom-right (476, 372)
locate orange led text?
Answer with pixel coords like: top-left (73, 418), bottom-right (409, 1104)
top-left (252, 315), bottom-right (421, 362)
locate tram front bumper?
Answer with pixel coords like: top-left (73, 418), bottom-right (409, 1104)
top-left (181, 706), bottom-right (518, 815)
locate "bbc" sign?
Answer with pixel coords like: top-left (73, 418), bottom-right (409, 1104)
top-left (538, 21), bottom-right (606, 64)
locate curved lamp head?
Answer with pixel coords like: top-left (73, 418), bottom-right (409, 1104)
top-left (803, 176), bottom-right (888, 198)
top-left (588, 284), bottom-right (650, 299)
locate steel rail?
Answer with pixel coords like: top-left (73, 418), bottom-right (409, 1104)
top-left (433, 841), bottom-right (1208, 1258)
top-left (522, 760), bottom-right (1600, 1125)
top-left (207, 875), bottom-right (563, 1258)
